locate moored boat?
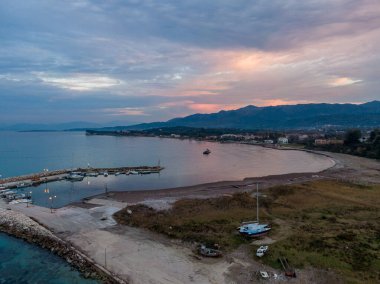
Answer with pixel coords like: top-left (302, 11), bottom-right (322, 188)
top-left (203, 149), bottom-right (211, 155)
top-left (66, 174), bottom-right (84, 181)
top-left (16, 182), bottom-right (33, 188)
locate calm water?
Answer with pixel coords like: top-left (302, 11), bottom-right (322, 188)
top-left (0, 233), bottom-right (98, 283)
top-left (0, 131), bottom-right (334, 282)
top-left (0, 131), bottom-right (335, 208)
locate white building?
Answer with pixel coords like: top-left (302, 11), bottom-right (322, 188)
top-left (278, 137), bottom-right (289, 144)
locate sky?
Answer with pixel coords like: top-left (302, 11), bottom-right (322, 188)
top-left (1, 0), bottom-right (380, 124)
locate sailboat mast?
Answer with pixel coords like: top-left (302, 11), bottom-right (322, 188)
top-left (256, 182), bottom-right (259, 223)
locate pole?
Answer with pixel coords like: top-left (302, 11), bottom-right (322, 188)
top-left (256, 182), bottom-right (259, 223)
top-left (105, 247), bottom-right (107, 269)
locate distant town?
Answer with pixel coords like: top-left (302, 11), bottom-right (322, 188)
top-left (86, 126), bottom-right (380, 159)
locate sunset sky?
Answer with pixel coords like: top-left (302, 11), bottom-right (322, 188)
top-left (1, 0), bottom-right (379, 124)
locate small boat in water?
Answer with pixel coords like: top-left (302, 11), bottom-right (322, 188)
top-left (103, 172), bottom-right (109, 177)
top-left (203, 149), bottom-right (211, 155)
top-left (16, 182), bottom-right (32, 188)
top-left (114, 172), bottom-right (121, 176)
top-left (128, 170), bottom-right (139, 175)
top-left (67, 174), bottom-right (84, 181)
top-left (86, 172), bottom-right (99, 177)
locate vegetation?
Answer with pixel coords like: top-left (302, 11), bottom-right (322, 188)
top-left (114, 180), bottom-right (380, 283)
top-left (114, 192), bottom-right (262, 248)
top-left (309, 129), bottom-right (380, 159)
top-left (263, 181), bottom-right (380, 283)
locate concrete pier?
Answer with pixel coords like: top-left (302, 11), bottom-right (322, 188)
top-left (0, 165), bottom-right (164, 190)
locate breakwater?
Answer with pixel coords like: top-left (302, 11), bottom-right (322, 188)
top-left (0, 208), bottom-right (126, 283)
top-left (0, 166), bottom-right (164, 190)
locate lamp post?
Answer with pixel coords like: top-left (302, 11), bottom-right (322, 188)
top-left (49, 195), bottom-right (56, 213)
top-left (27, 190), bottom-right (32, 207)
top-left (43, 168), bottom-right (49, 193)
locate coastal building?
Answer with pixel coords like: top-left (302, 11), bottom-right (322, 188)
top-left (277, 137), bottom-right (288, 144)
top-left (220, 134), bottom-right (244, 140)
top-left (314, 139), bottom-right (344, 145)
top-left (359, 136), bottom-right (369, 143)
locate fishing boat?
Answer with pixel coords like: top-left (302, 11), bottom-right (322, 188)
top-left (198, 245), bottom-right (222, 257)
top-left (128, 170), bottom-right (139, 175)
top-left (86, 172), bottom-right (99, 177)
top-left (67, 174), bottom-right (84, 181)
top-left (203, 149), bottom-right (211, 155)
top-left (16, 182), bottom-right (32, 188)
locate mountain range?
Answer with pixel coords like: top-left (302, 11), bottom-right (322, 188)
top-left (3, 101), bottom-right (379, 131)
top-left (0, 120), bottom-right (140, 131)
top-left (103, 101), bottom-right (380, 131)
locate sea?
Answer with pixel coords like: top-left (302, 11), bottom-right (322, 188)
top-left (0, 131), bottom-right (335, 283)
top-left (0, 232), bottom-right (98, 284)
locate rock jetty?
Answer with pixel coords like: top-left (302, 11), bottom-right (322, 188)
top-left (0, 208), bottom-right (126, 284)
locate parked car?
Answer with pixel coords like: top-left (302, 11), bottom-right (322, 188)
top-left (256, 245), bottom-right (269, 257)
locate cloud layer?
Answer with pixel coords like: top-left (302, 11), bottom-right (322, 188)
top-left (0, 0), bottom-right (379, 123)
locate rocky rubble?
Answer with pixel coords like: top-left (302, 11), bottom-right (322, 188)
top-left (0, 208), bottom-right (126, 284)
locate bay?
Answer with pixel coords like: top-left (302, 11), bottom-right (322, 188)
top-left (0, 131), bottom-right (335, 208)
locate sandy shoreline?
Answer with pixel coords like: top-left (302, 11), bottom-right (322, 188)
top-left (1, 150), bottom-right (379, 284)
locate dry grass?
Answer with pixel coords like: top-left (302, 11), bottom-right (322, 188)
top-left (114, 192), bottom-right (268, 248)
top-left (114, 180), bottom-right (380, 283)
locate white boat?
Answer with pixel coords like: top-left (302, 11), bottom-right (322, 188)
top-left (129, 171), bottom-right (139, 175)
top-left (238, 183), bottom-right (271, 237)
top-left (103, 172), bottom-right (109, 177)
top-left (67, 174), bottom-right (84, 181)
top-left (114, 172), bottom-right (121, 176)
top-left (86, 172), bottom-right (99, 177)
top-left (16, 182), bottom-right (32, 188)
top-left (9, 198), bottom-right (30, 205)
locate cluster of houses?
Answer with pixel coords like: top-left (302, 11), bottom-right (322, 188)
top-left (165, 129), bottom-right (372, 146)
top-left (201, 134), bottom-right (289, 145)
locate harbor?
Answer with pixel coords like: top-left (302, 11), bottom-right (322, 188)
top-left (0, 165), bottom-right (164, 189)
top-left (0, 165), bottom-right (164, 207)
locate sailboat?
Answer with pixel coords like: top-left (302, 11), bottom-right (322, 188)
top-left (238, 183), bottom-right (271, 237)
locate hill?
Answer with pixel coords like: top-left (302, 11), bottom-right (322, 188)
top-left (101, 101), bottom-right (380, 130)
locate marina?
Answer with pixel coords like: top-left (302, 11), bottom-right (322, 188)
top-left (0, 165), bottom-right (164, 208)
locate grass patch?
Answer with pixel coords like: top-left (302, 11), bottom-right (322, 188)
top-left (114, 180), bottom-right (380, 283)
top-left (114, 192), bottom-right (268, 248)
